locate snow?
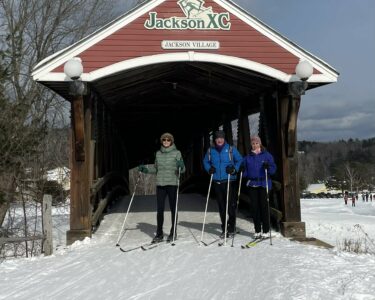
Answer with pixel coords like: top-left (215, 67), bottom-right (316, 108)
top-left (45, 167), bottom-right (70, 191)
top-left (1, 195), bottom-right (375, 300)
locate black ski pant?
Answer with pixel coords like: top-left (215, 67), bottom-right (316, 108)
top-left (156, 185), bottom-right (177, 236)
top-left (247, 186), bottom-right (269, 234)
top-left (212, 180), bottom-right (237, 233)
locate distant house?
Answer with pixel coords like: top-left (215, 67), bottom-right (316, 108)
top-left (307, 183), bottom-right (327, 194)
top-left (306, 183), bottom-right (342, 197)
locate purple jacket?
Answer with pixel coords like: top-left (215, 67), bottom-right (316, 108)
top-left (243, 150), bottom-right (276, 189)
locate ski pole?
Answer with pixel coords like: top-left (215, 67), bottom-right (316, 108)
top-left (265, 168), bottom-right (272, 245)
top-left (231, 171), bottom-right (242, 247)
top-left (200, 173), bottom-right (213, 245)
top-left (224, 173), bottom-right (231, 246)
top-left (115, 172), bottom-right (142, 246)
top-left (171, 167), bottom-right (181, 246)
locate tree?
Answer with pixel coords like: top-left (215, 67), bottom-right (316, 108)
top-left (0, 0), bottom-right (118, 230)
top-left (298, 138), bottom-right (375, 194)
top-left (343, 163), bottom-right (362, 193)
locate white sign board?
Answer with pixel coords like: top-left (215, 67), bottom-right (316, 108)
top-left (162, 40), bottom-right (220, 50)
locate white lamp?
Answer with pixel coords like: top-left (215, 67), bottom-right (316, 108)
top-left (295, 60), bottom-right (313, 81)
top-left (289, 60), bottom-right (313, 97)
top-left (64, 57), bottom-right (86, 96)
top-left (64, 57), bottom-right (83, 80)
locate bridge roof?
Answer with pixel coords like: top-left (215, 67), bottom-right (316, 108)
top-left (32, 0), bottom-right (338, 88)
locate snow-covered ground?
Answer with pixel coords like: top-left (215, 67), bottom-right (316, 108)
top-left (1, 195), bottom-right (375, 300)
top-left (302, 197), bottom-right (375, 250)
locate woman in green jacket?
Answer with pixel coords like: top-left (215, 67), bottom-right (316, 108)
top-left (138, 132), bottom-right (185, 243)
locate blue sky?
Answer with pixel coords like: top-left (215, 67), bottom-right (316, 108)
top-left (235, 0), bottom-right (375, 141)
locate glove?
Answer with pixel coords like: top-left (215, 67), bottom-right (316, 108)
top-left (138, 165), bottom-right (148, 173)
top-left (226, 165), bottom-right (236, 175)
top-left (208, 166), bottom-right (216, 174)
top-left (176, 160), bottom-right (184, 169)
top-left (262, 161), bottom-right (269, 170)
top-left (238, 164), bottom-right (245, 172)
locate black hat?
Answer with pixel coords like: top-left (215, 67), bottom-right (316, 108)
top-left (213, 130), bottom-right (225, 139)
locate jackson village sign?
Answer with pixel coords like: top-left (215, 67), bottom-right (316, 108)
top-left (144, 0), bottom-right (231, 30)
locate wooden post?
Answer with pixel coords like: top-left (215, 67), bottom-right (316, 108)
top-left (237, 104), bottom-right (251, 156)
top-left (223, 120), bottom-right (233, 145)
top-left (42, 194), bottom-right (53, 256)
top-left (72, 96), bottom-right (85, 161)
top-left (278, 89), bottom-right (306, 238)
top-left (67, 95), bottom-right (92, 245)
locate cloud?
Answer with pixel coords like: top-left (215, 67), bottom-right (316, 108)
top-left (298, 98), bottom-right (375, 141)
top-left (236, 0), bottom-right (375, 141)
top-left (299, 84), bottom-right (375, 140)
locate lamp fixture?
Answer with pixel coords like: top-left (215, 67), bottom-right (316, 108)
top-left (64, 57), bottom-right (86, 96)
top-left (295, 60), bottom-right (313, 81)
top-left (64, 57), bottom-right (83, 80)
top-left (289, 60), bottom-right (313, 97)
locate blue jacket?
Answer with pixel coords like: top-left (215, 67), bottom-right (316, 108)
top-left (243, 150), bottom-right (276, 189)
top-left (203, 143), bottom-right (243, 182)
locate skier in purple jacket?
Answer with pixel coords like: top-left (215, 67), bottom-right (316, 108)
top-left (243, 136), bottom-right (276, 239)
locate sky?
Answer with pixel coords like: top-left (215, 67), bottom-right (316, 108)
top-left (1, 195), bottom-right (375, 299)
top-left (235, 0), bottom-right (375, 141)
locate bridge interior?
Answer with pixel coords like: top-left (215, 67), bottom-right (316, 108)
top-left (91, 61), bottom-right (279, 170)
top-left (49, 61), bottom-right (279, 168)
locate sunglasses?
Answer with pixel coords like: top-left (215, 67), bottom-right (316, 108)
top-left (162, 138), bottom-right (171, 142)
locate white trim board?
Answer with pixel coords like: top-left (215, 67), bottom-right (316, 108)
top-left (35, 52), bottom-right (337, 83)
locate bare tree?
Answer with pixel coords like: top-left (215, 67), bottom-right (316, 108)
top-left (344, 163), bottom-right (362, 194)
top-left (0, 0), bottom-right (121, 256)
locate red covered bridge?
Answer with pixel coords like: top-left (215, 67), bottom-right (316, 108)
top-left (32, 0), bottom-right (338, 245)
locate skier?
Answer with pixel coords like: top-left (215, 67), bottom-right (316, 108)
top-left (202, 130), bottom-right (243, 238)
top-left (242, 136), bottom-right (276, 239)
top-left (351, 193), bottom-right (356, 207)
top-left (138, 132), bottom-right (185, 243)
top-left (344, 191), bottom-right (348, 205)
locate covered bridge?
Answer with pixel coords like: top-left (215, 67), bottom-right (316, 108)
top-left (32, 0), bottom-right (338, 245)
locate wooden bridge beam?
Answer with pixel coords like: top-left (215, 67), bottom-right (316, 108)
top-left (277, 88), bottom-right (306, 238)
top-left (67, 94), bottom-right (92, 245)
top-left (236, 104), bottom-right (251, 156)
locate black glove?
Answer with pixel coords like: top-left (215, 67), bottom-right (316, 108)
top-left (262, 161), bottom-right (269, 170)
top-left (226, 165), bottom-right (236, 175)
top-left (138, 165), bottom-right (148, 173)
top-left (208, 166), bottom-right (216, 174)
top-left (238, 164), bottom-right (245, 172)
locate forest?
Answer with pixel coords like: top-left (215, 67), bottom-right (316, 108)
top-left (298, 138), bottom-right (375, 193)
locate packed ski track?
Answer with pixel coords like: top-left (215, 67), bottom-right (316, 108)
top-left (1, 194), bottom-right (375, 300)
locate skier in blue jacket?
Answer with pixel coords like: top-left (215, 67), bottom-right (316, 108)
top-left (243, 136), bottom-right (276, 239)
top-left (203, 130), bottom-right (243, 237)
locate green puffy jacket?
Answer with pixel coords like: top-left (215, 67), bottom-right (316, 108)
top-left (147, 144), bottom-right (185, 186)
